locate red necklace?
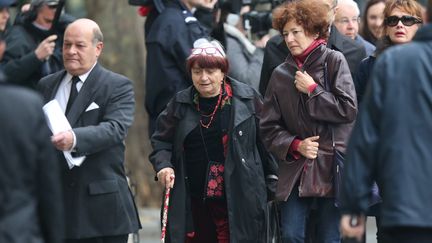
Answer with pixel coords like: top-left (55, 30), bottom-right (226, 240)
top-left (197, 88), bottom-right (223, 129)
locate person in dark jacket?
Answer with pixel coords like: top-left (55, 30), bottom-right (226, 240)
top-left (145, 0), bottom-right (216, 137)
top-left (150, 38), bottom-right (278, 243)
top-left (259, 0), bottom-right (357, 242)
top-left (355, 0), bottom-right (423, 104)
top-left (259, 0), bottom-right (366, 95)
top-left (0, 36), bottom-right (63, 243)
top-left (1, 0), bottom-right (70, 89)
top-left (0, 0), bottom-right (15, 39)
top-left (340, 2), bottom-right (432, 242)
top-left (344, 0), bottom-right (423, 242)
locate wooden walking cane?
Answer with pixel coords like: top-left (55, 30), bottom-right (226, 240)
top-left (161, 175), bottom-right (174, 243)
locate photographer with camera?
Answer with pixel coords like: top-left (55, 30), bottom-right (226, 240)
top-left (1, 0), bottom-right (72, 90)
top-left (259, 0), bottom-right (366, 95)
top-left (211, 1), bottom-right (268, 90)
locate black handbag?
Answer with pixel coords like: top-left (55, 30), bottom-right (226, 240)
top-left (266, 201), bottom-right (282, 243)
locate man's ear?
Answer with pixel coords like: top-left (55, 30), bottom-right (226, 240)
top-left (95, 42), bottom-right (104, 58)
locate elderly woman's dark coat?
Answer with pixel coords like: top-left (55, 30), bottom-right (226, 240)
top-left (260, 45), bottom-right (357, 201)
top-left (150, 79), bottom-right (277, 243)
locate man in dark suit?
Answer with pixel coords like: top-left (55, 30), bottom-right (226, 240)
top-left (0, 33), bottom-right (63, 243)
top-left (259, 0), bottom-right (367, 94)
top-left (37, 18), bottom-right (140, 243)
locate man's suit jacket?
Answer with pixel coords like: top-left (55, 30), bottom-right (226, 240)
top-left (259, 25), bottom-right (367, 94)
top-left (0, 82), bottom-right (63, 243)
top-left (37, 63), bottom-right (141, 239)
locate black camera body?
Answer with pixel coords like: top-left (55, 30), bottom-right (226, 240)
top-left (241, 0), bottom-right (282, 36)
top-left (242, 10), bottom-right (272, 37)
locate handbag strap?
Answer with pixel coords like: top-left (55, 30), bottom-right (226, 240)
top-left (323, 52), bottom-right (336, 150)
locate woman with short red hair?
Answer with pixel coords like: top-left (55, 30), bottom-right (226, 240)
top-left (260, 0), bottom-right (357, 242)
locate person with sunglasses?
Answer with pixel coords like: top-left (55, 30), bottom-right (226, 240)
top-left (150, 38), bottom-right (278, 243)
top-left (340, 0), bottom-right (432, 242)
top-left (354, 0), bottom-right (423, 104)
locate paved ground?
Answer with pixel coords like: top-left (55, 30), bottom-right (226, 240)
top-left (129, 208), bottom-right (160, 243)
top-left (131, 208), bottom-right (378, 243)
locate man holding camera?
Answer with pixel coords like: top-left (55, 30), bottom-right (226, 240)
top-left (1, 0), bottom-right (68, 89)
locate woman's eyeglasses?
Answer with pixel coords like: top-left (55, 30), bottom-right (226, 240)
top-left (191, 47), bottom-right (224, 57)
top-left (385, 15), bottom-right (422, 27)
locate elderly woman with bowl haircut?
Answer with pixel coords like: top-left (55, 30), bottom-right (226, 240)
top-left (260, 0), bottom-right (357, 242)
top-left (149, 38), bottom-right (278, 243)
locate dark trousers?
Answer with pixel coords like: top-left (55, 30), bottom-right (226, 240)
top-left (380, 227), bottom-right (432, 243)
top-left (65, 234), bottom-right (128, 243)
top-left (186, 197), bottom-right (230, 243)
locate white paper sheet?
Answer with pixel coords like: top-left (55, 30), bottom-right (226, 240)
top-left (43, 100), bottom-right (86, 169)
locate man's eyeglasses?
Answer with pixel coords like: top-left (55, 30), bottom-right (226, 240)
top-left (48, 5), bottom-right (58, 9)
top-left (335, 17), bottom-right (360, 25)
top-left (385, 15), bottom-right (422, 27)
top-left (190, 47), bottom-right (224, 57)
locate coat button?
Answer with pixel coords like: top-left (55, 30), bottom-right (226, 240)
top-left (241, 158), bottom-right (246, 163)
top-left (239, 131), bottom-right (243, 136)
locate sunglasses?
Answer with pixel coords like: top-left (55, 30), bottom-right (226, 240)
top-left (385, 15), bottom-right (422, 27)
top-left (190, 47), bottom-right (224, 57)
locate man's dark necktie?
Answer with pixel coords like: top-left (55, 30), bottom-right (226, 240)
top-left (65, 76), bottom-right (80, 115)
